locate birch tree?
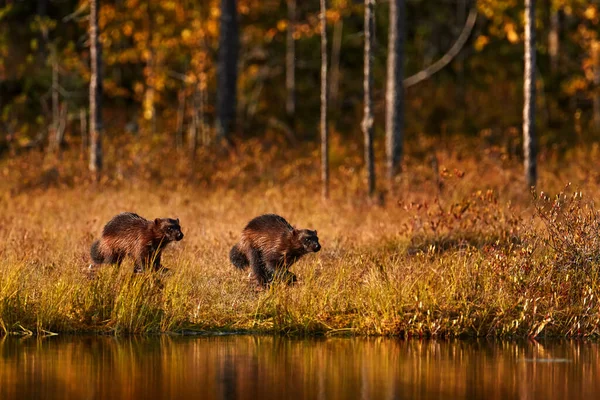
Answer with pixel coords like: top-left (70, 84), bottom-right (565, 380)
top-left (89, 0), bottom-right (103, 178)
top-left (593, 41), bottom-right (600, 131)
top-left (548, 3), bottom-right (560, 73)
top-left (320, 0), bottom-right (329, 199)
top-left (523, 0), bottom-right (537, 187)
top-left (363, 0), bottom-right (375, 196)
top-left (385, 0), bottom-right (405, 182)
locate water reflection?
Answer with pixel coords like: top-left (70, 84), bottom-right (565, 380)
top-left (0, 335), bottom-right (598, 400)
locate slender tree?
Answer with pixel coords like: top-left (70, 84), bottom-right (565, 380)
top-left (320, 0), bottom-right (329, 199)
top-left (548, 3), bottom-right (560, 74)
top-left (143, 5), bottom-right (156, 135)
top-left (80, 108), bottom-right (87, 158)
top-left (362, 0), bottom-right (375, 196)
top-left (51, 48), bottom-right (59, 152)
top-left (189, 89), bottom-right (199, 162)
top-left (175, 89), bottom-right (185, 147)
top-left (523, 0), bottom-right (537, 187)
top-left (216, 0), bottom-right (239, 140)
top-left (89, 0), bottom-right (103, 178)
top-left (385, 0), bottom-right (405, 182)
top-left (286, 0), bottom-right (296, 121)
top-left (330, 18), bottom-right (343, 106)
top-left (593, 41), bottom-right (600, 131)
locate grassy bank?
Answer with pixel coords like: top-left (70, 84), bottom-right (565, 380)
top-left (1, 137), bottom-right (600, 337)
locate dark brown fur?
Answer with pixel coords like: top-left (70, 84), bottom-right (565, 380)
top-left (229, 214), bottom-right (321, 286)
top-left (90, 212), bottom-right (183, 273)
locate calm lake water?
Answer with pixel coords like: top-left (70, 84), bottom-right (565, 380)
top-left (0, 335), bottom-right (598, 400)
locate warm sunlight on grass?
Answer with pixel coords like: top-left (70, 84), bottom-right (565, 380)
top-left (1, 136), bottom-right (600, 338)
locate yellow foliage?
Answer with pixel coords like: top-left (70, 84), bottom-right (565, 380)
top-left (326, 9), bottom-right (340, 23)
top-left (474, 36), bottom-right (490, 51)
top-left (265, 28), bottom-right (277, 42)
top-left (133, 82), bottom-right (144, 96)
top-left (207, 20), bottom-right (218, 37)
top-left (563, 77), bottom-right (587, 96)
top-left (584, 5), bottom-right (597, 21)
top-left (504, 22), bottom-right (519, 44)
top-left (247, 65), bottom-right (259, 77)
top-left (123, 23), bottom-right (133, 37)
top-left (239, 4), bottom-right (250, 15)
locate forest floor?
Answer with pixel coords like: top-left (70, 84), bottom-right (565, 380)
top-left (1, 133), bottom-right (600, 338)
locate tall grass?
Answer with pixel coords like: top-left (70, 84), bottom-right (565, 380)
top-left (2, 136), bottom-right (600, 337)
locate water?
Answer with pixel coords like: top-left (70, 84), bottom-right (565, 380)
top-left (1, 335), bottom-right (598, 400)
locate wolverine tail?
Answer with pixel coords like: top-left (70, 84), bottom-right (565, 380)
top-left (90, 240), bottom-right (104, 264)
top-left (229, 244), bottom-right (249, 270)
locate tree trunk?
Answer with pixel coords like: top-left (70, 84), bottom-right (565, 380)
top-left (188, 89), bottom-right (199, 162)
top-left (143, 7), bottom-right (156, 135)
top-left (51, 51), bottom-right (60, 152)
top-left (456, 0), bottom-right (466, 106)
top-left (362, 0), bottom-right (375, 197)
top-left (320, 0), bottom-right (329, 199)
top-left (548, 3), bottom-right (560, 74)
top-left (56, 103), bottom-right (67, 155)
top-left (175, 89), bottom-right (186, 148)
top-left (200, 74), bottom-right (209, 145)
top-left (89, 0), bottom-right (103, 178)
top-left (385, 0), bottom-right (405, 182)
top-left (593, 41), bottom-right (600, 132)
top-left (286, 0), bottom-right (296, 121)
top-left (523, 0), bottom-right (537, 188)
top-left (80, 107), bottom-right (87, 159)
top-left (330, 18), bottom-right (343, 107)
top-left (216, 0), bottom-right (239, 140)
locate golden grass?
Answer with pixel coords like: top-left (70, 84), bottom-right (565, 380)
top-left (1, 135), bottom-right (600, 337)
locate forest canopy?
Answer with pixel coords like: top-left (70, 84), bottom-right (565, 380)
top-left (0, 0), bottom-right (599, 154)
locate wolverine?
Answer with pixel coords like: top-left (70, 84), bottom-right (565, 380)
top-left (229, 214), bottom-right (321, 287)
top-left (90, 212), bottom-right (184, 273)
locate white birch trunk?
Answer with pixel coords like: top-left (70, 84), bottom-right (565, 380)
top-left (523, 0), bottom-right (537, 188)
top-left (362, 0), bottom-right (375, 196)
top-left (385, 0), bottom-right (405, 182)
top-left (320, 0), bottom-right (329, 199)
top-left (89, 0), bottom-right (103, 178)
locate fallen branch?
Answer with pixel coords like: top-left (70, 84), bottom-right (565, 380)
top-left (404, 7), bottom-right (478, 88)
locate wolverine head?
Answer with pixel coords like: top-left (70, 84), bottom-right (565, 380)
top-left (297, 229), bottom-right (321, 253)
top-left (155, 218), bottom-right (184, 242)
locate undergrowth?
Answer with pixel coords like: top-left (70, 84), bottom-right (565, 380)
top-left (1, 137), bottom-right (600, 338)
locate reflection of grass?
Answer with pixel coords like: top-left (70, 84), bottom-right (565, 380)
top-left (2, 136), bottom-right (600, 337)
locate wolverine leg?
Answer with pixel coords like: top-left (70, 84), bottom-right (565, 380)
top-left (134, 248), bottom-right (151, 273)
top-left (152, 253), bottom-right (165, 271)
top-left (229, 244), bottom-right (249, 269)
top-left (110, 251), bottom-right (125, 266)
top-left (248, 248), bottom-right (268, 286)
top-left (264, 261), bottom-right (278, 284)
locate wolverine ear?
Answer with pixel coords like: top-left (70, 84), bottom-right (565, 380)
top-left (154, 218), bottom-right (161, 225)
top-left (176, 218), bottom-right (180, 224)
